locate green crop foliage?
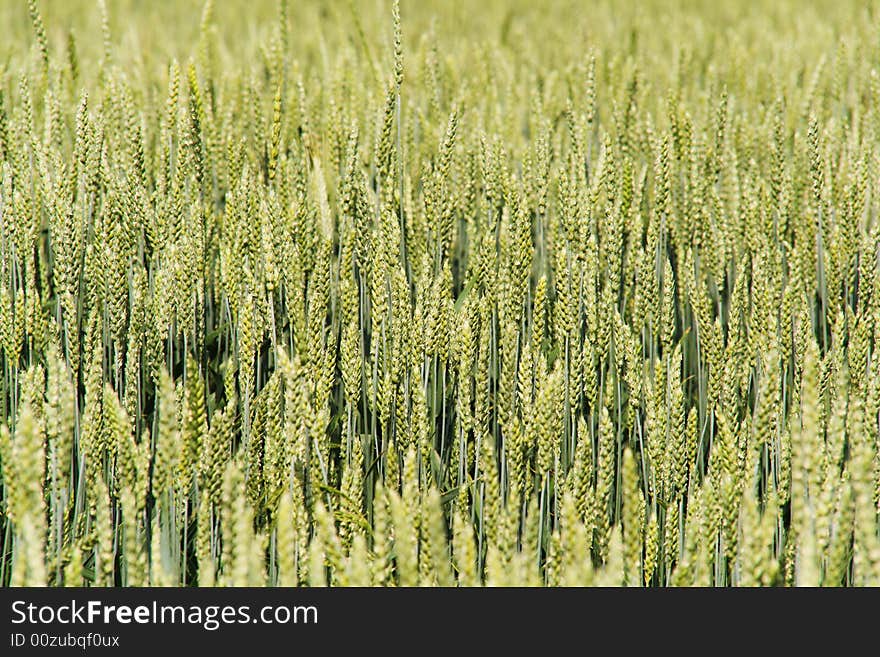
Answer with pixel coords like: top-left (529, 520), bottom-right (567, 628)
top-left (0, 0), bottom-right (878, 587)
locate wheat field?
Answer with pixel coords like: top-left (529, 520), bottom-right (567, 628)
top-left (0, 0), bottom-right (878, 587)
